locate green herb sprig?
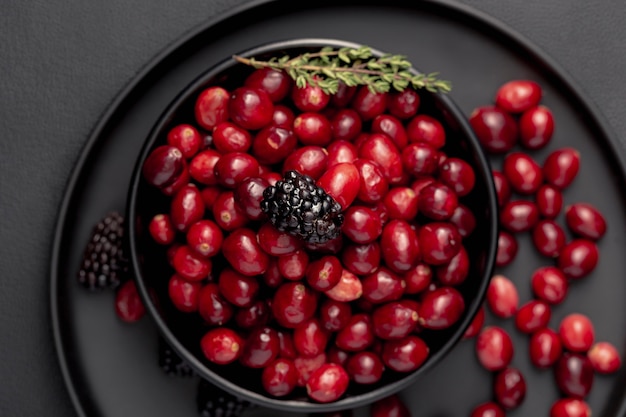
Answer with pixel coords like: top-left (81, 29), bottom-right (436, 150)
top-left (232, 45), bottom-right (452, 95)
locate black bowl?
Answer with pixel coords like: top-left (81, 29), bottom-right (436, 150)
top-left (127, 38), bottom-right (498, 413)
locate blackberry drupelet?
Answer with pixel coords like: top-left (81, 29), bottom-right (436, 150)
top-left (260, 170), bottom-right (344, 244)
top-left (77, 211), bottom-right (128, 290)
top-left (158, 336), bottom-right (195, 377)
top-left (197, 379), bottom-right (253, 417)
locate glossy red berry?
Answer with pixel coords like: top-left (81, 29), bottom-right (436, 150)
top-left (331, 109), bottom-right (362, 142)
top-left (351, 86), bottom-right (387, 120)
top-left (475, 326), bottom-right (514, 371)
top-left (240, 326), bottom-right (280, 368)
top-left (195, 86), bottom-right (230, 130)
top-left (519, 105), bottom-right (554, 149)
top-left (172, 245), bottom-right (211, 281)
top-left (212, 121), bottom-right (252, 153)
top-left (341, 242), bottom-right (381, 276)
top-left (293, 319), bottom-right (329, 358)
top-left (317, 162), bottom-right (360, 210)
top-left (531, 266), bottom-right (568, 305)
top-left (550, 398), bottom-right (591, 417)
top-left (325, 269), bottom-right (363, 302)
top-left (257, 223), bottom-right (302, 256)
top-left (487, 275), bottom-right (518, 318)
top-left (370, 394), bottom-right (411, 417)
top-left (291, 83), bottom-right (330, 112)
top-left (493, 367), bottom-right (526, 410)
top-left (532, 219), bottom-right (566, 257)
top-left (294, 352), bottom-right (327, 387)
top-left (222, 227), bottom-right (269, 276)
top-left (342, 206), bottom-right (383, 244)
top-left (554, 353), bottom-right (594, 398)
top-left (381, 220), bottom-right (421, 273)
top-left (403, 263), bottom-right (432, 295)
top-left (278, 250), bottom-right (309, 281)
top-left (168, 274), bottom-right (201, 312)
top-left (186, 219), bottom-right (223, 258)
top-left (262, 358), bottom-right (298, 397)
top-left (213, 152), bottom-right (260, 188)
top-left (358, 133), bottom-right (404, 184)
top-left (496, 231), bottom-right (518, 267)
top-left (418, 287), bottom-right (465, 330)
top-left (235, 300), bottom-right (270, 329)
top-left (170, 184), bottom-right (205, 231)
top-left (515, 300), bottom-right (551, 333)
top-left (495, 80), bottom-right (542, 113)
top-left (406, 114), bottom-right (446, 149)
top-left (272, 283), bottom-right (317, 328)
top-left (388, 89), bottom-right (420, 119)
top-left (346, 351), bottom-right (384, 385)
top-left (372, 301), bottom-right (420, 340)
top-left (529, 328), bottom-right (562, 368)
top-left (200, 327), bottom-right (243, 365)
top-left (381, 335), bottom-right (429, 372)
top-left (536, 184), bottom-right (563, 219)
top-left (436, 247), bottom-right (469, 286)
top-left (306, 363), bottom-right (349, 403)
top-left (500, 200), bottom-right (539, 233)
top-left (189, 149), bottom-right (221, 185)
top-left (418, 182), bottom-right (458, 221)
top-left (354, 159), bottom-right (389, 204)
top-left (198, 283), bottom-right (233, 326)
top-left (470, 402), bottom-right (505, 417)
top-left (167, 123), bottom-right (202, 158)
top-left (588, 342), bottom-right (621, 374)
top-left (114, 280), bottom-right (145, 323)
top-left (229, 86), bottom-right (274, 130)
top-left (469, 106), bottom-right (518, 153)
top-left (335, 313), bottom-right (374, 352)
top-left (449, 204), bottom-right (476, 239)
top-left (319, 299), bottom-right (352, 332)
top-left (559, 313), bottom-right (595, 353)
top-left (463, 306), bottom-right (485, 340)
top-left (418, 222), bottom-right (462, 265)
top-left (565, 203), bottom-right (607, 240)
top-left (558, 239), bottom-right (599, 279)
top-left (439, 157), bottom-right (476, 196)
top-left (293, 112), bottom-right (332, 146)
top-left (217, 267), bottom-right (259, 308)
top-left (372, 114), bottom-right (409, 150)
top-left (252, 125), bottom-right (297, 165)
top-left (148, 214), bottom-right (175, 245)
top-left (244, 67), bottom-right (292, 102)
top-left (502, 151), bottom-right (543, 194)
top-left (543, 147), bottom-right (580, 189)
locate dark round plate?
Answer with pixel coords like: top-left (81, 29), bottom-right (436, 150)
top-left (50, 1), bottom-right (626, 416)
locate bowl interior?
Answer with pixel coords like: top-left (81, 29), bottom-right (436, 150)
top-left (127, 38), bottom-right (498, 412)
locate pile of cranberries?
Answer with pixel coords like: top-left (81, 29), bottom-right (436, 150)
top-left (137, 60), bottom-right (484, 405)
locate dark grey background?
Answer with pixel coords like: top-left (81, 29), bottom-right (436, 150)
top-left (1, 1), bottom-right (625, 416)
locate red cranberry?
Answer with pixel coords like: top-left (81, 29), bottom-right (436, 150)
top-left (502, 152), bottom-right (543, 194)
top-left (229, 86), bottom-right (274, 130)
top-left (148, 214), bottom-right (175, 245)
top-left (222, 228), bottom-right (269, 276)
top-left (418, 182), bottom-right (458, 221)
top-left (346, 351), bottom-right (384, 384)
top-left (189, 149), bottom-right (221, 185)
top-left (436, 247), bottom-right (469, 286)
top-left (475, 326), bottom-right (514, 371)
top-left (381, 220), bottom-right (421, 273)
top-left (262, 358), bottom-right (298, 397)
top-left (492, 170), bottom-right (511, 207)
top-left (370, 394), bottom-right (411, 417)
top-left (354, 159), bottom-right (388, 204)
top-left (168, 274), bottom-right (201, 312)
top-left (335, 313), bottom-right (374, 352)
top-left (325, 269), bottom-right (363, 302)
top-left (244, 67), bottom-right (292, 102)
top-left (401, 143), bottom-right (439, 178)
top-left (327, 346), bottom-right (350, 367)
top-left (233, 177), bottom-right (269, 221)
top-left (487, 275), bottom-right (519, 318)
top-left (319, 299), bottom-right (352, 332)
top-left (167, 124), bottom-right (202, 158)
top-left (372, 301), bottom-right (419, 340)
top-left (519, 105), bottom-right (554, 149)
top-left (554, 353), bottom-right (594, 398)
top-left (263, 259), bottom-right (283, 288)
top-left (550, 398), bottom-right (591, 417)
top-left (186, 219), bottom-right (223, 258)
top-left (198, 283), bottom-right (233, 325)
top-left (469, 106), bottom-right (518, 153)
top-left (388, 89), bottom-right (420, 119)
top-left (383, 187), bottom-right (419, 221)
top-left (493, 367), bottom-right (526, 410)
top-left (406, 114), bottom-right (446, 149)
top-left (381, 335), bottom-right (429, 372)
top-left (449, 204), bottom-right (476, 238)
top-left (272, 105), bottom-right (295, 127)
top-left (529, 328), bottom-right (562, 368)
top-left (439, 158), bottom-right (476, 196)
top-left (143, 145), bottom-right (186, 188)
top-left (410, 177), bottom-right (436, 196)
top-left (293, 319), bottom-right (329, 358)
top-left (342, 206), bottom-right (383, 244)
top-left (372, 114), bottom-right (408, 149)
top-left (294, 352), bottom-right (327, 387)
top-left (277, 331), bottom-right (297, 359)
top-left (272, 283), bottom-right (317, 328)
top-left (278, 250), bottom-right (309, 281)
top-left (161, 167), bottom-right (190, 196)
top-left (559, 313), bottom-right (595, 353)
top-left (252, 126), bottom-right (297, 165)
top-left (213, 152), bottom-right (260, 188)
top-left (213, 190), bottom-right (249, 231)
top-left (404, 263), bottom-right (432, 294)
top-left (305, 363), bottom-right (349, 403)
top-left (470, 402), bottom-right (505, 417)
top-left (496, 231), bottom-right (518, 267)
top-left (536, 184), bottom-right (563, 218)
top-left (305, 256), bottom-right (342, 291)
top-left (170, 184), bottom-right (205, 231)
top-left (172, 245), bottom-right (211, 281)
top-left (531, 266), bottom-right (568, 304)
top-left (341, 242), bottom-right (381, 276)
top-left (533, 219), bottom-right (566, 257)
top-left (543, 147), bottom-right (580, 189)
top-left (330, 82), bottom-right (357, 107)
top-left (235, 299), bottom-right (270, 329)
top-left (282, 145), bottom-right (328, 180)
top-left (500, 200), bottom-right (539, 233)
top-left (351, 86), bottom-right (387, 120)
top-left (317, 162), bottom-right (360, 210)
top-left (195, 86), bottom-right (230, 130)
top-left (418, 222), bottom-right (462, 265)
top-left (358, 133), bottom-right (404, 184)
top-left (291, 83), bottom-right (330, 112)
top-left (114, 280), bottom-right (145, 323)
top-left (495, 80), bottom-right (542, 113)
top-left (293, 112), bottom-right (332, 146)
top-left (240, 326), bottom-right (280, 368)
top-left (558, 239), bottom-right (599, 279)
top-left (515, 300), bottom-right (551, 333)
top-left (212, 122), bottom-right (252, 153)
top-left (331, 109), bottom-right (362, 142)
top-left (200, 327), bottom-right (242, 365)
top-left (200, 186), bottom-right (221, 208)
top-left (565, 203), bottom-right (607, 240)
top-left (463, 306), bottom-right (485, 340)
top-left (257, 223), bottom-right (302, 256)
top-left (418, 287), bottom-right (465, 330)
top-left (588, 342), bottom-right (622, 374)
top-left (217, 267), bottom-right (259, 307)
top-left (327, 140), bottom-right (358, 167)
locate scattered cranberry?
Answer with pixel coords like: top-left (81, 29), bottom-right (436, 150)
top-left (463, 306), bottom-right (485, 340)
top-left (319, 299), bottom-right (352, 332)
top-left (186, 219), bottom-right (223, 258)
top-left (325, 269), bottom-right (363, 302)
top-left (189, 149), bottom-right (221, 185)
top-left (492, 170), bottom-right (511, 207)
top-left (436, 247), bottom-right (469, 286)
top-left (317, 162), bottom-right (360, 210)
top-left (305, 363), bottom-right (349, 403)
top-left (358, 133), bottom-right (404, 184)
top-left (170, 184), bottom-right (205, 232)
top-left (559, 313), bottom-right (595, 353)
top-left (244, 67), bottom-right (292, 102)
top-left (335, 313), bottom-right (374, 352)
top-left (486, 275), bottom-right (519, 319)
top-left (294, 319), bottom-right (329, 358)
top-left (502, 152), bottom-right (543, 194)
top-left (418, 182), bottom-right (459, 221)
top-left (558, 239), bottom-right (599, 279)
top-left (217, 267), bottom-right (259, 308)
top-left (470, 402), bottom-right (505, 417)
top-left (404, 263), bottom-right (433, 295)
top-left (554, 353), bottom-right (594, 398)
top-left (475, 326), bottom-right (514, 371)
top-left (529, 328), bottom-right (562, 369)
top-left (372, 301), bottom-right (419, 340)
top-left (519, 105), bottom-right (554, 150)
top-left (495, 80), bottom-right (542, 113)
top-left (406, 114), bottom-right (446, 149)
top-left (588, 342), bottom-right (622, 374)
top-left (229, 86), bottom-right (274, 130)
top-left (543, 147), bottom-right (580, 189)
top-left (235, 300), bottom-right (270, 329)
top-left (372, 114), bottom-right (408, 150)
top-left (354, 159), bottom-right (389, 204)
top-left (167, 124), bottom-right (202, 158)
top-left (381, 220), bottom-right (421, 273)
top-left (499, 200), bottom-right (539, 233)
top-left (469, 106), bottom-right (518, 153)
top-left (294, 352), bottom-right (326, 387)
top-left (370, 394), bottom-right (411, 417)
top-left (114, 280), bottom-right (145, 323)
top-left (272, 283), bottom-right (317, 328)
top-left (418, 287), bottom-right (465, 330)
top-left (531, 266), bottom-right (568, 305)
top-left (418, 222), bottom-right (462, 265)
top-left (262, 358), bottom-right (298, 397)
top-left (252, 126), bottom-right (297, 165)
top-left (496, 231), bottom-right (518, 267)
top-left (439, 157), bottom-right (476, 196)
top-left (172, 245), bottom-right (211, 281)
top-left (532, 219), bottom-right (566, 257)
top-left (493, 367), bottom-right (526, 410)
top-left (198, 283), bottom-right (233, 325)
top-left (550, 398), bottom-right (591, 417)
top-left (148, 214), bottom-right (175, 245)
top-left (212, 122), bottom-right (252, 153)
top-left (352, 86), bottom-right (387, 121)
top-left (200, 327), bottom-right (242, 365)
top-left (381, 335), bottom-right (429, 372)
top-left (536, 184), bottom-right (563, 219)
top-left (515, 300), bottom-right (551, 333)
top-left (565, 203), bottom-right (607, 240)
top-left (449, 204), bottom-right (476, 238)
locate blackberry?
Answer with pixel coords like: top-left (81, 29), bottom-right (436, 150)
top-left (197, 379), bottom-right (253, 417)
top-left (260, 170), bottom-right (344, 244)
top-left (77, 211), bottom-right (128, 291)
top-left (158, 336), bottom-right (195, 378)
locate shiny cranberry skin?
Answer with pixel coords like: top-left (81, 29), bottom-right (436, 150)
top-left (544, 147), bottom-right (580, 189)
top-left (200, 186), bottom-right (221, 208)
top-left (382, 188), bottom-right (418, 221)
top-left (588, 342), bottom-right (622, 373)
top-left (346, 351), bottom-right (384, 385)
top-left (294, 353), bottom-right (327, 387)
top-left (469, 106), bottom-right (518, 153)
top-left (496, 231), bottom-right (518, 267)
top-left (222, 227), bottom-right (269, 276)
top-left (342, 242), bottom-right (381, 276)
top-left (335, 313), bottom-right (374, 352)
top-left (195, 86), bottom-right (230, 130)
top-left (515, 300), bottom-right (551, 333)
top-left (418, 287), bottom-right (465, 330)
top-left (436, 246), bottom-right (469, 285)
top-left (293, 319), bottom-right (329, 358)
top-left (331, 109), bottom-right (362, 142)
top-left (370, 394), bottom-right (411, 417)
top-left (161, 167), bottom-right (190, 196)
top-left (212, 190), bottom-right (248, 231)
top-left (168, 274), bottom-right (201, 312)
top-left (262, 358), bottom-right (298, 397)
top-left (229, 86), bottom-right (274, 130)
top-left (554, 353), bottom-right (594, 398)
top-left (487, 275), bottom-right (519, 318)
top-left (404, 263), bottom-right (432, 294)
top-left (275, 332), bottom-right (296, 360)
top-left (418, 182), bottom-right (458, 221)
top-left (372, 114), bottom-right (408, 149)
top-left (381, 335), bottom-right (429, 372)
top-left (233, 177), bottom-right (269, 221)
top-left (418, 222), bottom-right (462, 265)
top-left (212, 121), bottom-right (252, 153)
top-left (493, 367), bottom-right (526, 410)
top-left (213, 152), bottom-right (260, 188)
top-left (306, 256), bottom-right (342, 291)
top-left (327, 140), bottom-right (358, 167)
top-left (282, 145), bottom-right (328, 180)
top-left (565, 203), bottom-right (607, 240)
top-left (476, 326), bottom-right (514, 371)
top-left (492, 170), bottom-right (511, 207)
top-left (306, 363), bottom-right (349, 403)
top-left (278, 250), bottom-right (309, 281)
top-left (240, 326), bottom-right (280, 368)
top-left (559, 313), bottom-right (595, 353)
top-left (358, 133), bottom-right (404, 184)
top-left (263, 259), bottom-right (283, 288)
top-left (257, 223), bottom-right (302, 256)
top-left (410, 177), bottom-right (435, 196)
top-left (148, 214), bottom-right (175, 245)
top-left (381, 220), bottom-right (421, 273)
top-left (550, 398), bottom-right (591, 417)
top-left (519, 105), bottom-right (554, 149)
top-left (354, 159), bottom-right (388, 204)
top-left (463, 306), bottom-right (485, 340)
top-left (372, 301), bottom-right (419, 340)
top-left (170, 184), bottom-right (205, 232)
top-left (503, 152), bottom-right (543, 194)
top-left (407, 114), bottom-right (446, 149)
top-left (536, 184), bottom-right (563, 219)
top-left (186, 219), bottom-right (223, 258)
top-left (351, 86), bottom-right (387, 120)
top-left (317, 162), bottom-right (360, 210)
top-left (235, 299), bottom-right (270, 329)
top-left (533, 219), bottom-right (566, 257)
top-left (470, 402), bottom-right (505, 417)
top-left (218, 267), bottom-right (259, 307)
top-left (325, 268), bottom-right (363, 302)
top-left (500, 200), bottom-right (539, 233)
top-left (439, 158), bottom-right (476, 197)
top-left (189, 149), bottom-right (221, 185)
top-left (167, 124), bottom-right (202, 158)
top-left (252, 125), bottom-right (297, 165)
top-left (448, 204), bottom-right (476, 239)
top-left (327, 346), bottom-right (350, 367)
top-left (529, 328), bottom-right (562, 368)
top-left (200, 327), bottom-right (242, 365)
top-left (272, 283), bottom-right (317, 328)
top-left (293, 112), bottom-right (332, 146)
top-left (495, 80), bottom-right (542, 113)
top-left (558, 239), bottom-right (599, 279)
top-left (401, 143), bottom-right (439, 178)
top-left (330, 82), bottom-right (357, 108)
top-left (532, 266), bottom-right (568, 304)
top-left (114, 280), bottom-right (145, 323)
top-left (292, 83), bottom-right (330, 112)
top-left (272, 105), bottom-right (295, 127)
top-left (172, 245), bottom-right (211, 281)
top-left (342, 206), bottom-right (383, 244)
top-left (245, 67), bottom-right (292, 102)
top-left (198, 283), bottom-right (233, 325)
top-left (388, 89), bottom-right (420, 119)
top-left (319, 299), bottom-right (352, 332)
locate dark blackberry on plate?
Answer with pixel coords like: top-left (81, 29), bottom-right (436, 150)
top-left (158, 336), bottom-right (195, 378)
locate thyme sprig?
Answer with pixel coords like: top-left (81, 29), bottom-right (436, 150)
top-left (232, 45), bottom-right (452, 95)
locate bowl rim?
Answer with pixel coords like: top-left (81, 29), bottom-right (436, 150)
top-left (126, 36), bottom-right (499, 413)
